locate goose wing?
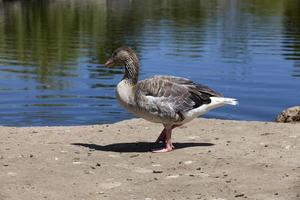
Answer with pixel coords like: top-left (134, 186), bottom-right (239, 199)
top-left (135, 76), bottom-right (222, 122)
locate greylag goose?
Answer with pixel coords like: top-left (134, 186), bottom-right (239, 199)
top-left (105, 47), bottom-right (237, 153)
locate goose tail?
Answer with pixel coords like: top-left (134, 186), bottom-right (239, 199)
top-left (210, 97), bottom-right (238, 106)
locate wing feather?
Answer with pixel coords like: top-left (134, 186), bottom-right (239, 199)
top-left (135, 76), bottom-right (221, 122)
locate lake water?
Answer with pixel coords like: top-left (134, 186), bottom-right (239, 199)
top-left (0, 0), bottom-right (299, 126)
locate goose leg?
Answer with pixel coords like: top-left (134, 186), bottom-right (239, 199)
top-left (152, 128), bottom-right (174, 153)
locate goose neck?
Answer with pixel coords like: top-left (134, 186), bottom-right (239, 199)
top-left (123, 58), bottom-right (139, 85)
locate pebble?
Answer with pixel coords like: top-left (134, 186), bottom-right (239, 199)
top-left (96, 163), bottom-right (101, 167)
top-left (153, 170), bottom-right (163, 174)
top-left (184, 161), bottom-right (194, 165)
top-left (165, 175), bottom-right (180, 179)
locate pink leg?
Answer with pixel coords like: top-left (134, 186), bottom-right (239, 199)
top-left (152, 128), bottom-right (174, 153)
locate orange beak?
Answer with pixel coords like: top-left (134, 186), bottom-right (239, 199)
top-left (104, 58), bottom-right (114, 67)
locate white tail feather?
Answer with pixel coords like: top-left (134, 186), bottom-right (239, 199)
top-left (210, 97), bottom-right (238, 106)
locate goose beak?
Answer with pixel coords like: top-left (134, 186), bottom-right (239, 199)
top-left (104, 58), bottom-right (114, 67)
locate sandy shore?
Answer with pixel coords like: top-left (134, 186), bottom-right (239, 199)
top-left (0, 118), bottom-right (299, 200)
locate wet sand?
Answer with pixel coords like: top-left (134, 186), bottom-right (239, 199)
top-left (0, 118), bottom-right (299, 200)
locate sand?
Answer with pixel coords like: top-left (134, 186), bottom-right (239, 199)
top-left (0, 118), bottom-right (299, 200)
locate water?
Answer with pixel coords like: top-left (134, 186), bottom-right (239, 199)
top-left (0, 0), bottom-right (299, 126)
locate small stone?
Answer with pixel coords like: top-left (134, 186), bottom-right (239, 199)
top-left (196, 167), bottom-right (201, 170)
top-left (3, 164), bottom-right (9, 167)
top-left (274, 193), bottom-right (278, 195)
top-left (30, 154), bottom-right (34, 158)
top-left (98, 130), bottom-right (103, 132)
top-left (96, 163), bottom-right (101, 167)
top-left (130, 154), bottom-right (139, 158)
top-left (153, 170), bottom-right (163, 174)
top-left (184, 161), bottom-right (194, 165)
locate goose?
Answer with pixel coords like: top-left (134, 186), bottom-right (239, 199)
top-left (105, 47), bottom-right (238, 153)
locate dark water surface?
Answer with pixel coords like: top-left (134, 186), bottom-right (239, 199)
top-left (0, 0), bottom-right (300, 126)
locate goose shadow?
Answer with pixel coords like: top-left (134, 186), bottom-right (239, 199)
top-left (71, 142), bottom-right (214, 153)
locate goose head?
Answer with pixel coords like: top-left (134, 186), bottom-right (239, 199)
top-left (105, 46), bottom-right (139, 67)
